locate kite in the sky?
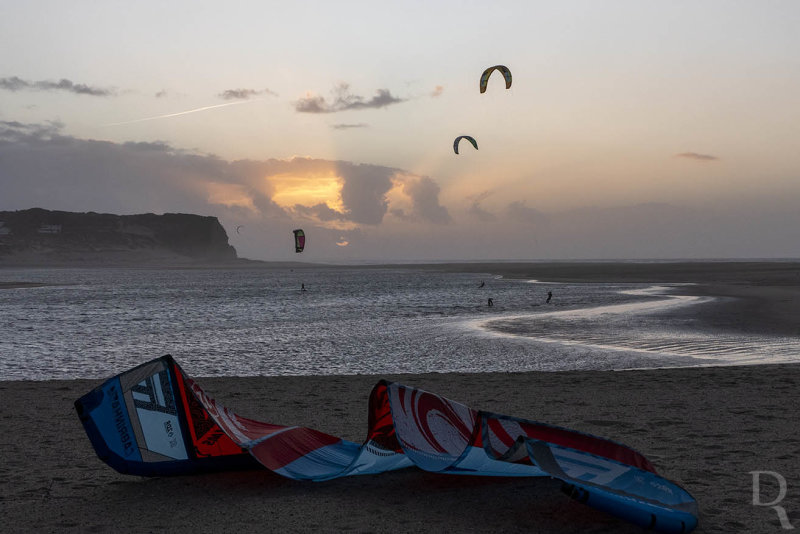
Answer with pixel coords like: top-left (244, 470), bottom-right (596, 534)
top-left (453, 135), bottom-right (478, 154)
top-left (293, 229), bottom-right (305, 253)
top-left (75, 356), bottom-right (698, 533)
top-left (479, 65), bottom-right (512, 93)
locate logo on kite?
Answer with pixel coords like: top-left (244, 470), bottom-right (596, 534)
top-left (480, 65), bottom-right (512, 94)
top-left (236, 225), bottom-right (244, 234)
top-left (293, 229), bottom-right (305, 253)
top-left (453, 135), bottom-right (478, 155)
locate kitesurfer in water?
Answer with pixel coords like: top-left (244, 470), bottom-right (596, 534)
top-left (546, 291), bottom-right (552, 304)
top-left (301, 283), bottom-right (306, 292)
top-left (487, 298), bottom-right (493, 307)
top-left (479, 280), bottom-right (485, 288)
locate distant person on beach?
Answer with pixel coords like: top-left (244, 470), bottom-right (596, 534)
top-left (546, 291), bottom-right (552, 304)
top-left (487, 298), bottom-right (493, 307)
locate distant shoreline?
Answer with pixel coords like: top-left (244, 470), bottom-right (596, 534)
top-left (3, 260), bottom-right (800, 337)
top-left (401, 261), bottom-right (800, 338)
top-left (0, 281), bottom-right (51, 289)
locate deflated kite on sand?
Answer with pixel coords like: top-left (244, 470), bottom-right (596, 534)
top-left (75, 356), bottom-right (698, 533)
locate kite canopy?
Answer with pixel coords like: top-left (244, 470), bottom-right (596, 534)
top-left (293, 229), bottom-right (305, 253)
top-left (453, 135), bottom-right (478, 155)
top-left (76, 356), bottom-right (698, 533)
top-left (480, 65), bottom-right (512, 93)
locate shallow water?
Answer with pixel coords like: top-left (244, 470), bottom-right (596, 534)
top-left (1, 267), bottom-right (798, 380)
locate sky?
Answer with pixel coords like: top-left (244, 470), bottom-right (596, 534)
top-left (1, 1), bottom-right (799, 262)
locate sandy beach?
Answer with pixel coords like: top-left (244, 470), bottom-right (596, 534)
top-left (2, 261), bottom-right (799, 532)
top-left (1, 363), bottom-right (798, 533)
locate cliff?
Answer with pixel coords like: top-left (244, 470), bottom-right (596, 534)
top-left (0, 208), bottom-right (237, 265)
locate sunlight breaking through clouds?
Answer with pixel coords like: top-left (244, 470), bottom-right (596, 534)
top-left (270, 173), bottom-right (345, 212)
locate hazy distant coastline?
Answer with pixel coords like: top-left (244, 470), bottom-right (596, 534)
top-left (0, 208), bottom-right (236, 266)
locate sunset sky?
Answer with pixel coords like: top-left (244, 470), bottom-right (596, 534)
top-left (2, 1), bottom-right (799, 261)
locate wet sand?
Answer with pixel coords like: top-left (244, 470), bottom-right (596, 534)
top-left (408, 261), bottom-right (800, 338)
top-left (0, 281), bottom-right (51, 289)
top-left (2, 364), bottom-right (798, 533)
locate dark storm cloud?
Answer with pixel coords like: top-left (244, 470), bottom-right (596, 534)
top-left (294, 83), bottom-right (405, 113)
top-left (675, 152), bottom-right (719, 162)
top-left (0, 76), bottom-right (114, 96)
top-left (218, 88), bottom-right (278, 100)
top-left (401, 176), bottom-right (451, 224)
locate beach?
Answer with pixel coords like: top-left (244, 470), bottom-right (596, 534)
top-left (2, 261), bottom-right (799, 532)
top-left (2, 364), bottom-right (798, 533)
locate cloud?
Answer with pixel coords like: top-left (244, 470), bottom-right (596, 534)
top-left (507, 201), bottom-right (549, 225)
top-left (332, 123), bottom-right (369, 130)
top-left (0, 76), bottom-right (114, 96)
top-left (468, 202), bottom-right (495, 222)
top-left (400, 176), bottom-right (451, 224)
top-left (336, 162), bottom-right (396, 224)
top-left (0, 120), bottom-right (64, 142)
top-left (3, 120), bottom-right (800, 261)
top-left (430, 85), bottom-right (444, 97)
top-left (295, 94), bottom-right (328, 113)
top-left (465, 190), bottom-right (496, 222)
top-left (292, 202), bottom-right (347, 222)
top-left (389, 208), bottom-right (412, 221)
top-left (0, 121), bottom-right (416, 230)
top-left (294, 83), bottom-right (405, 113)
top-left (675, 152), bottom-right (719, 162)
top-left (218, 88), bottom-right (277, 100)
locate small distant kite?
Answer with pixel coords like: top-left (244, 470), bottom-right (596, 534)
top-left (480, 65), bottom-right (512, 94)
top-left (236, 225), bottom-right (244, 234)
top-left (453, 135), bottom-right (478, 155)
top-left (293, 229), bottom-right (305, 253)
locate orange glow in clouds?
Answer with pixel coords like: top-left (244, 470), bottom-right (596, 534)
top-left (270, 173), bottom-right (344, 212)
top-left (206, 183), bottom-right (256, 211)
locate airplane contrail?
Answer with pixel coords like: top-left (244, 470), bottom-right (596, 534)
top-left (104, 99), bottom-right (263, 126)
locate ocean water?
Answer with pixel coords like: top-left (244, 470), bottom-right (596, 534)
top-left (1, 266), bottom-right (798, 380)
